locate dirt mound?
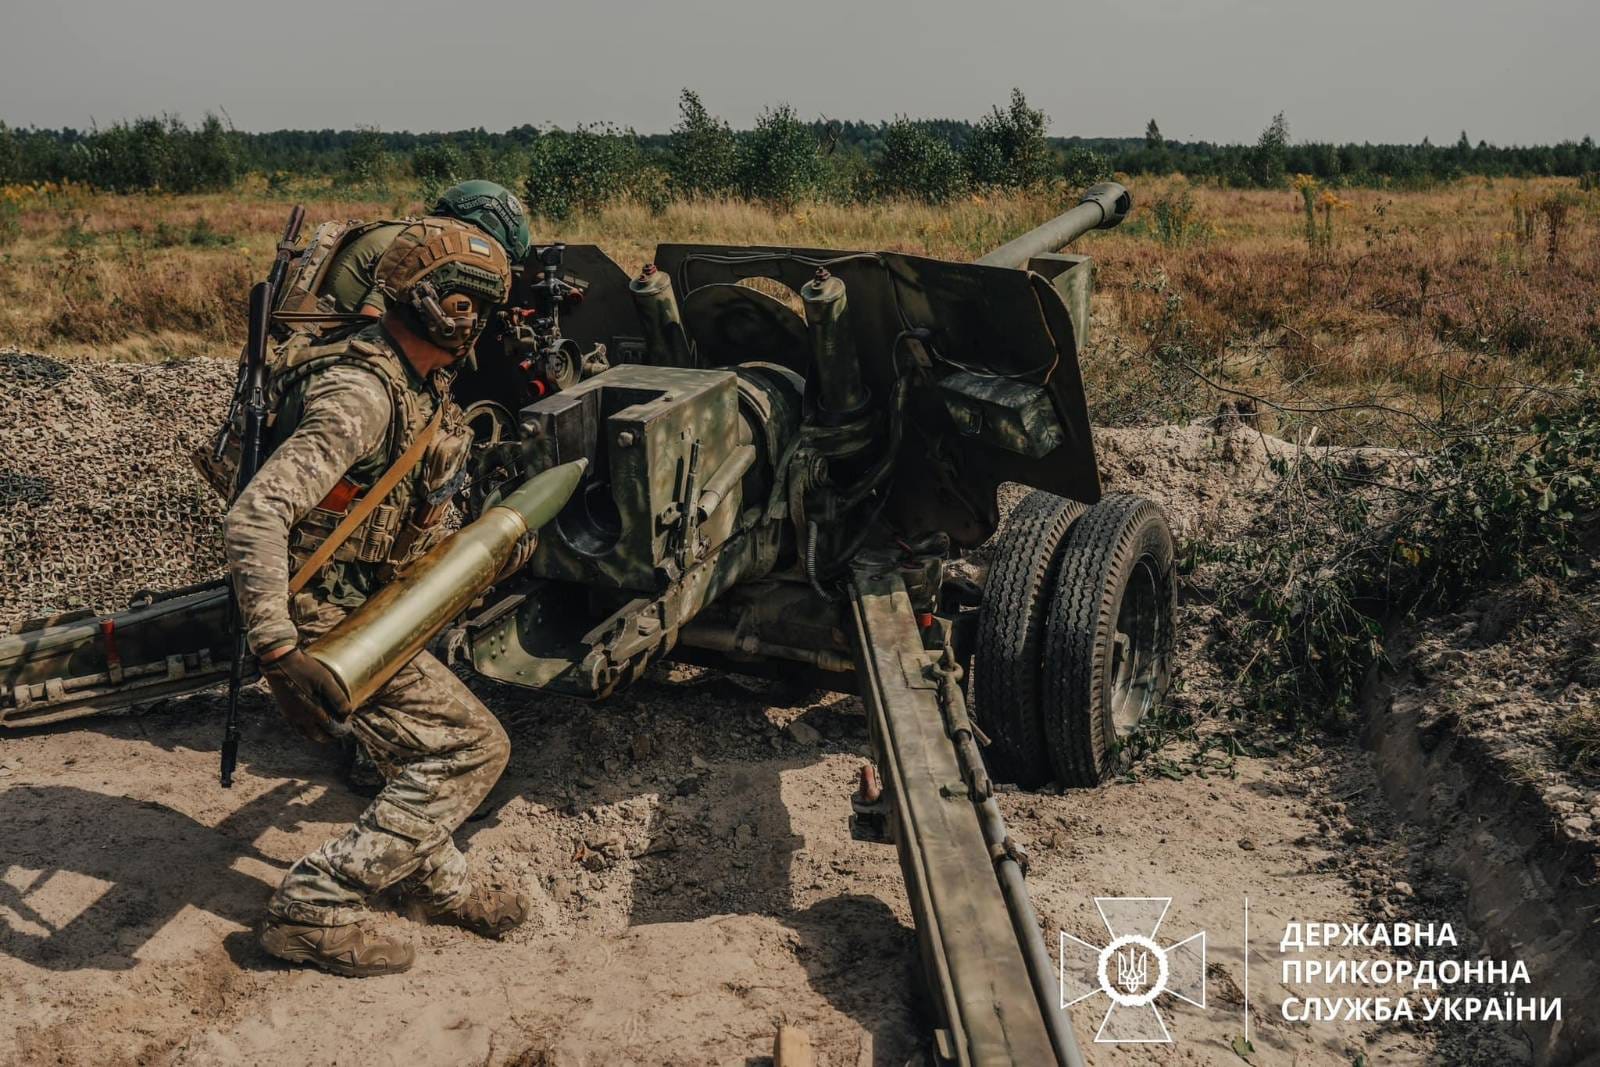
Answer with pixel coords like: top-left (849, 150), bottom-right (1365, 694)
top-left (0, 349), bottom-right (233, 633)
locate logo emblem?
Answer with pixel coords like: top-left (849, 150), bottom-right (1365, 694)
top-left (468, 235), bottom-right (493, 257)
top-left (1061, 897), bottom-right (1206, 1044)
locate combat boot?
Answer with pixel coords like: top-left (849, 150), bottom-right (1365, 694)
top-left (424, 885), bottom-right (530, 939)
top-left (259, 918), bottom-right (414, 977)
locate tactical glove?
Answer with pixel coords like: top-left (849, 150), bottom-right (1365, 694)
top-left (262, 648), bottom-right (352, 744)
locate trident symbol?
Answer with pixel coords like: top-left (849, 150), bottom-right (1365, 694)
top-left (1116, 947), bottom-right (1149, 994)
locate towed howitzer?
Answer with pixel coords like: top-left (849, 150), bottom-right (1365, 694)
top-left (1, 182), bottom-right (1179, 1066)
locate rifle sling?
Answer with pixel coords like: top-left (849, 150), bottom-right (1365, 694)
top-left (287, 403), bottom-right (443, 595)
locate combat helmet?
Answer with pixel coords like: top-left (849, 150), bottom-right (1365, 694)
top-left (434, 180), bottom-right (531, 263)
top-left (373, 217), bottom-right (512, 355)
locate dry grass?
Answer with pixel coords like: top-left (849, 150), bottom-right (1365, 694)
top-left (1555, 704), bottom-right (1600, 778)
top-left (1084, 176), bottom-right (1600, 433)
top-left (2, 175), bottom-right (1596, 429)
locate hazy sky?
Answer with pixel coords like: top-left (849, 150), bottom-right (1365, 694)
top-left (3, 0), bottom-right (1595, 144)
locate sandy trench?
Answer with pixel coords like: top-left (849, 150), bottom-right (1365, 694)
top-left (0, 353), bottom-right (1543, 1066)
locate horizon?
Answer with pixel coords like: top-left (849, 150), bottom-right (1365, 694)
top-left (3, 0), bottom-right (1595, 146)
top-left (7, 113), bottom-right (1595, 151)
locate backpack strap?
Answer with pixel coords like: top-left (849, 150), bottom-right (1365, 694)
top-left (287, 401), bottom-right (444, 595)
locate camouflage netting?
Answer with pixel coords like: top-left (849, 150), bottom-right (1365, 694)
top-left (0, 349), bottom-right (235, 633)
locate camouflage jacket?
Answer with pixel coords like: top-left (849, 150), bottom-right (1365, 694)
top-left (222, 324), bottom-right (473, 657)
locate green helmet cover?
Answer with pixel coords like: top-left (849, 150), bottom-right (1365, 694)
top-left (433, 180), bottom-right (531, 263)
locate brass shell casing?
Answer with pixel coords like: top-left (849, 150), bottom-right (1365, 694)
top-left (309, 459), bottom-right (586, 709)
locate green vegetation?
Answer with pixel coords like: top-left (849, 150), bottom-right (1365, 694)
top-left (6, 95), bottom-right (1597, 210)
top-left (523, 125), bottom-right (642, 222)
top-left (872, 118), bottom-right (968, 203)
top-left (736, 104), bottom-right (825, 208)
top-left (1204, 390), bottom-right (1600, 728)
top-left (667, 90), bottom-right (738, 199)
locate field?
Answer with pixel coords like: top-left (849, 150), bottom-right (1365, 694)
top-left (2, 177), bottom-right (1599, 1065)
top-left (5, 175), bottom-right (1597, 422)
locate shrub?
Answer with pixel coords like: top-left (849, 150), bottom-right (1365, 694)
top-left (343, 126), bottom-right (389, 186)
top-left (461, 139), bottom-right (526, 191)
top-left (1206, 389), bottom-right (1600, 726)
top-left (738, 104), bottom-right (823, 209)
top-left (0, 124), bottom-right (20, 185)
top-left (1061, 146), bottom-right (1111, 190)
top-left (1248, 111), bottom-right (1290, 188)
top-left (412, 142), bottom-right (463, 184)
top-left (1149, 183), bottom-right (1209, 247)
top-left (56, 114), bottom-right (240, 194)
top-left (523, 125), bottom-right (640, 222)
top-left (668, 90), bottom-right (738, 199)
top-left (181, 114), bottom-right (240, 192)
top-left (963, 89), bottom-right (1052, 191)
top-left (873, 118), bottom-right (967, 203)
top-left (411, 141), bottom-right (464, 203)
top-left (0, 197), bottom-right (19, 247)
top-left (629, 165), bottom-right (673, 216)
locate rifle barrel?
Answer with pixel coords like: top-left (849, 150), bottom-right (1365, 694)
top-left (264, 204), bottom-right (306, 296)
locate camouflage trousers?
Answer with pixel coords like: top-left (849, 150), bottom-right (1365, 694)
top-left (266, 595), bottom-right (510, 927)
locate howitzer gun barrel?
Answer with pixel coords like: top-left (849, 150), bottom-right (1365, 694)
top-left (974, 181), bottom-right (1131, 269)
top-left (309, 459), bottom-right (586, 709)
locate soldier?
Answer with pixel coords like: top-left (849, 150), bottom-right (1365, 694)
top-left (283, 179), bottom-right (532, 319)
top-left (274, 180), bottom-right (531, 798)
top-left (225, 217), bottom-right (529, 977)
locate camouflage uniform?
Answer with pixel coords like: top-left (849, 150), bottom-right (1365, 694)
top-left (223, 323), bottom-right (507, 927)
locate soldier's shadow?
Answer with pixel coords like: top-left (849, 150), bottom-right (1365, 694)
top-left (0, 777), bottom-right (356, 972)
top-left (468, 668), bottom-right (918, 1061)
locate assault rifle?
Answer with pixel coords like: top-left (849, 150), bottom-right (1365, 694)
top-left (220, 205), bottom-right (305, 787)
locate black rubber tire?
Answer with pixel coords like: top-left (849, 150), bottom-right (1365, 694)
top-left (1043, 493), bottom-right (1177, 787)
top-left (973, 490), bottom-right (1085, 788)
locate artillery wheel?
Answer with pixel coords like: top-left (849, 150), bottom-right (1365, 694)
top-left (972, 490), bottom-right (1085, 788)
top-left (1043, 493), bottom-right (1176, 786)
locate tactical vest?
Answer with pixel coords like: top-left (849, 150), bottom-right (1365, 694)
top-left (195, 327), bottom-right (476, 595)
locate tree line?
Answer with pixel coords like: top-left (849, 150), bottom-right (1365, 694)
top-left (2, 93), bottom-right (1596, 209)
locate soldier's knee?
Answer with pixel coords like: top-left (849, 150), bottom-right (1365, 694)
top-left (479, 714), bottom-right (511, 779)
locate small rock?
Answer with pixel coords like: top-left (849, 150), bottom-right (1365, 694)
top-left (1392, 881), bottom-right (1414, 898)
top-left (588, 833), bottom-right (626, 859)
top-left (1237, 838), bottom-right (1256, 851)
top-left (575, 845), bottom-right (611, 872)
top-left (675, 775), bottom-right (702, 797)
top-left (630, 734), bottom-right (655, 761)
top-left (786, 719), bottom-right (822, 746)
top-left (734, 823), bottom-right (756, 846)
top-left (1563, 817), bottom-right (1594, 837)
top-left (690, 754), bottom-right (711, 771)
